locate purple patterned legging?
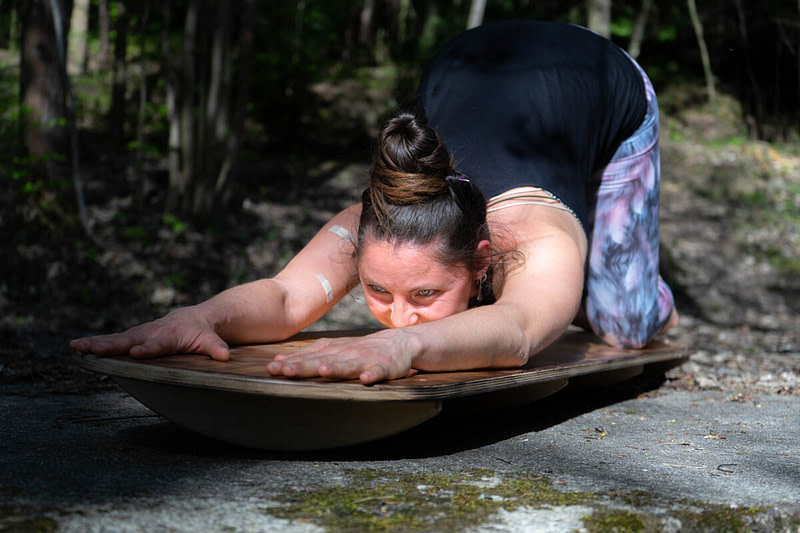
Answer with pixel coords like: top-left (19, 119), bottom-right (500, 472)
top-left (583, 58), bottom-right (675, 348)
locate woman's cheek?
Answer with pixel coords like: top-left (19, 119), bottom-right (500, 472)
top-left (419, 299), bottom-right (468, 323)
top-left (364, 297), bottom-right (392, 327)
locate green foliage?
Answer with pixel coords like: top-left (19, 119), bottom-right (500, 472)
top-left (72, 70), bottom-right (113, 119)
top-left (707, 136), bottom-right (746, 149)
top-left (611, 17), bottom-right (634, 39)
top-left (163, 213), bottom-right (188, 234)
top-left (164, 272), bottom-right (188, 289)
top-left (126, 140), bottom-right (162, 157)
top-left (0, 60), bottom-right (77, 233)
top-left (5, 0), bottom-right (797, 222)
top-left (657, 26), bottom-right (677, 42)
top-left (0, 66), bottom-right (24, 185)
top-left (123, 225), bottom-right (148, 240)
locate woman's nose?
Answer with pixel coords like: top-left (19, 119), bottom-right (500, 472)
top-left (390, 301), bottom-right (420, 328)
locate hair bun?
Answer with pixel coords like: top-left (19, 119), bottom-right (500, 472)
top-left (369, 110), bottom-right (454, 210)
top-left (359, 110), bottom-right (491, 285)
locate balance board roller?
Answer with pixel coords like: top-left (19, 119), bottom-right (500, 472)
top-left (73, 328), bottom-right (687, 451)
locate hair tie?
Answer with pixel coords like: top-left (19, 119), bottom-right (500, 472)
top-left (445, 174), bottom-right (471, 214)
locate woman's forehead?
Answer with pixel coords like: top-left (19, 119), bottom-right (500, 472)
top-left (358, 239), bottom-right (468, 278)
top-left (359, 238), bottom-right (441, 264)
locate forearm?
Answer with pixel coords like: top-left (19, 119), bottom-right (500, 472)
top-left (193, 278), bottom-right (300, 345)
top-left (199, 205), bottom-right (361, 345)
top-left (264, 270), bottom-right (581, 384)
top-left (407, 229), bottom-right (585, 372)
top-left (406, 301), bottom-right (565, 372)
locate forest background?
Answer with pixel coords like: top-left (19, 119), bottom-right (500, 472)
top-left (2, 0), bottom-right (799, 391)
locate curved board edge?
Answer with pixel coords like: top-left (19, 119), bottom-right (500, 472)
top-left (113, 377), bottom-right (442, 451)
top-left (442, 378), bottom-right (569, 415)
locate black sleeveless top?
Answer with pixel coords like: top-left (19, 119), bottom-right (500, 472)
top-left (417, 21), bottom-right (647, 230)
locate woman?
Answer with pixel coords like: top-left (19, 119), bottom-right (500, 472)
top-left (71, 21), bottom-right (678, 384)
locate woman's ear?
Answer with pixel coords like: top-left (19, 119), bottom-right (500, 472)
top-left (474, 239), bottom-right (492, 279)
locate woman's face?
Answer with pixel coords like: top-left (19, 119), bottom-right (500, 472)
top-left (358, 239), bottom-right (481, 328)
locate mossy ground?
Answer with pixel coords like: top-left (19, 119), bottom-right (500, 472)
top-left (269, 468), bottom-right (594, 532)
top-left (268, 469), bottom-right (799, 532)
top-left (581, 509), bottom-right (654, 532)
top-left (0, 506), bottom-right (58, 533)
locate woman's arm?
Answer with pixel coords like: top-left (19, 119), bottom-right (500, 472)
top-left (413, 205), bottom-right (588, 370)
top-left (267, 205), bottom-right (588, 382)
top-left (69, 205), bottom-right (362, 359)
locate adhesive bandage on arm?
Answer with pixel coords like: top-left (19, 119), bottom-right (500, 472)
top-left (315, 273), bottom-right (334, 303)
top-left (328, 224), bottom-right (354, 243)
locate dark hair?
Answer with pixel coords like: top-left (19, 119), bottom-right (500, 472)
top-left (358, 110), bottom-right (491, 279)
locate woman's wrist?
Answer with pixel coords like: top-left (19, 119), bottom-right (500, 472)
top-left (182, 301), bottom-right (228, 336)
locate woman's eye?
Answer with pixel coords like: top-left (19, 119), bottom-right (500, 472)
top-left (416, 289), bottom-right (437, 298)
top-left (369, 284), bottom-right (387, 294)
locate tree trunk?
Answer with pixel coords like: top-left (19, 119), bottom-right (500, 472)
top-left (359, 0), bottom-right (374, 47)
top-left (21, 0), bottom-right (91, 235)
top-left (213, 0), bottom-right (255, 211)
top-left (2, 4), bottom-right (20, 50)
top-left (161, 0), bottom-right (180, 202)
top-left (135, 0), bottom-right (150, 157)
top-left (109, 0), bottom-right (129, 154)
top-left (686, 0), bottom-right (715, 105)
top-left (191, 0), bottom-right (231, 214)
top-left (205, 0), bottom-right (229, 142)
top-left (20, 0), bottom-right (69, 173)
top-left (587, 0), bottom-right (611, 39)
top-left (66, 0), bottom-right (88, 74)
top-left (97, 0), bottom-right (110, 69)
top-left (732, 0), bottom-right (762, 137)
top-left (466, 0), bottom-right (486, 30)
top-left (168, 0), bottom-right (198, 213)
top-left (628, 0), bottom-right (652, 59)
top-left (397, 0), bottom-right (410, 42)
top-left (418, 2), bottom-right (439, 54)
top-left (161, 0), bottom-right (253, 218)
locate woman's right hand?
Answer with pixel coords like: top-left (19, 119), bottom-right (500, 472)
top-left (69, 306), bottom-right (231, 361)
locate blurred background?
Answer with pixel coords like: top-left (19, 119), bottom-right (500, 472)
top-left (1, 0), bottom-right (798, 393)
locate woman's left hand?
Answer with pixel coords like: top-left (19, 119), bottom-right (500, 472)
top-left (266, 329), bottom-right (419, 384)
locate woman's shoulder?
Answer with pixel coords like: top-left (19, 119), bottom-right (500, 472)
top-left (487, 190), bottom-right (587, 258)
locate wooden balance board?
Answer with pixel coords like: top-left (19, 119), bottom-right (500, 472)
top-left (73, 329), bottom-right (687, 451)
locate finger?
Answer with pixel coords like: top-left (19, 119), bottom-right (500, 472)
top-left (129, 333), bottom-right (182, 359)
top-left (266, 361), bottom-right (283, 375)
top-left (359, 364), bottom-right (387, 384)
top-left (273, 351), bottom-right (318, 361)
top-left (317, 358), bottom-right (371, 380)
top-left (266, 358), bottom-right (313, 377)
top-left (69, 338), bottom-right (93, 352)
top-left (269, 356), bottom-right (354, 379)
top-left (193, 332), bottom-right (231, 361)
top-left (72, 333), bottom-right (139, 356)
top-left (206, 342), bottom-right (231, 362)
top-left (273, 337), bottom-right (347, 361)
top-left (273, 345), bottom-right (337, 363)
top-left (266, 360), bottom-right (306, 377)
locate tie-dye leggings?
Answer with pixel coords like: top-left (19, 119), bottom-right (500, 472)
top-left (582, 58), bottom-right (675, 348)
